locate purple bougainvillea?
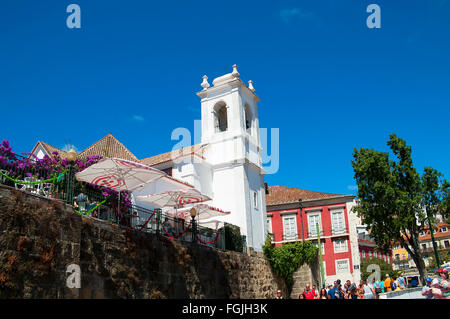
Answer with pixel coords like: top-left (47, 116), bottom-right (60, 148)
top-left (0, 140), bottom-right (131, 208)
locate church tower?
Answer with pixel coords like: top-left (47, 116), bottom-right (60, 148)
top-left (197, 65), bottom-right (267, 251)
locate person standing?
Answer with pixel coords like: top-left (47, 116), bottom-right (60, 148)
top-left (430, 279), bottom-right (443, 299)
top-left (358, 281), bottom-right (366, 299)
top-left (319, 288), bottom-right (329, 299)
top-left (384, 274), bottom-right (392, 292)
top-left (421, 278), bottom-right (434, 299)
top-left (438, 268), bottom-right (450, 299)
top-left (302, 284), bottom-right (317, 299)
top-left (374, 280), bottom-right (382, 299)
top-left (276, 290), bottom-right (283, 299)
top-left (327, 283), bottom-right (338, 299)
top-left (397, 275), bottom-right (406, 290)
top-left (312, 284), bottom-right (319, 297)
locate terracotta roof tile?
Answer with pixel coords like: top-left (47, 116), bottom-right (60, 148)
top-left (78, 133), bottom-right (138, 162)
top-left (34, 135), bottom-right (207, 168)
top-left (38, 141), bottom-right (67, 158)
top-left (139, 144), bottom-right (208, 167)
top-left (266, 186), bottom-right (351, 206)
top-left (419, 222), bottom-right (450, 241)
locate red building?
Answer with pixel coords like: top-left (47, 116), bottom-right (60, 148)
top-left (265, 186), bottom-right (361, 284)
top-left (358, 232), bottom-right (393, 264)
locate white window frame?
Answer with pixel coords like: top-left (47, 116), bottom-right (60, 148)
top-left (330, 210), bottom-right (346, 234)
top-left (335, 259), bottom-right (350, 274)
top-left (282, 214), bottom-right (297, 241)
top-left (441, 227), bottom-right (448, 232)
top-left (313, 240), bottom-right (325, 255)
top-left (333, 239), bottom-right (348, 253)
top-left (253, 191), bottom-right (258, 210)
top-left (307, 212), bottom-right (322, 236)
top-left (266, 217), bottom-right (272, 234)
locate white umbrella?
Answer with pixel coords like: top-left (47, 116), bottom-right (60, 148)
top-left (75, 158), bottom-right (166, 192)
top-left (136, 188), bottom-right (211, 208)
top-left (75, 158), bottom-right (167, 217)
top-left (166, 204), bottom-right (230, 221)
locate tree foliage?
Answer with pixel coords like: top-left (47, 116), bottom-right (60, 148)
top-left (426, 251), bottom-right (450, 271)
top-left (224, 223), bottom-right (244, 253)
top-left (263, 234), bottom-right (318, 291)
top-left (360, 257), bottom-right (399, 282)
top-left (351, 134), bottom-right (448, 284)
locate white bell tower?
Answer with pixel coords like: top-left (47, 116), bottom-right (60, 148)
top-left (197, 65), bottom-right (267, 252)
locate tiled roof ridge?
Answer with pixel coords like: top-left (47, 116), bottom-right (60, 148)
top-left (34, 135), bottom-right (207, 167)
top-left (78, 133), bottom-right (138, 161)
top-left (38, 141), bottom-right (67, 156)
top-left (139, 143), bottom-right (208, 167)
top-left (268, 185), bottom-right (348, 198)
top-left (266, 185), bottom-right (353, 206)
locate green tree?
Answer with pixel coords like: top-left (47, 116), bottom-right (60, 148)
top-left (263, 235), bottom-right (318, 293)
top-left (352, 134), bottom-right (448, 285)
top-left (360, 257), bottom-right (399, 282)
top-left (440, 181), bottom-right (450, 223)
top-left (426, 251), bottom-right (450, 271)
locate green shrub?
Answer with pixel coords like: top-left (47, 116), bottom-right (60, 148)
top-left (360, 257), bottom-right (399, 281)
top-left (224, 223), bottom-right (244, 253)
top-left (263, 235), bottom-right (318, 292)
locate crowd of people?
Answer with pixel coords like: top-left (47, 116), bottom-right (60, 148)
top-left (295, 274), bottom-right (406, 299)
top-left (275, 268), bottom-right (449, 299)
top-left (421, 268), bottom-right (449, 299)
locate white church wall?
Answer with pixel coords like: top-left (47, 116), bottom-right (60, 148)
top-left (210, 165), bottom-right (249, 242)
top-left (195, 65), bottom-right (267, 251)
top-left (346, 200), bottom-right (362, 283)
top-left (245, 164), bottom-right (267, 251)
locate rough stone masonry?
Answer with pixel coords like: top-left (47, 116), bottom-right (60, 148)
top-left (0, 185), bottom-right (292, 298)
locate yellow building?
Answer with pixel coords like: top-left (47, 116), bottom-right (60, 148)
top-left (392, 244), bottom-right (410, 270)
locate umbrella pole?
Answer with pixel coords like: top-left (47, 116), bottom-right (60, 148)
top-left (175, 205), bottom-right (179, 234)
top-left (118, 191), bottom-right (120, 225)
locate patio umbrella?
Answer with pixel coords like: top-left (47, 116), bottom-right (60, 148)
top-left (136, 188), bottom-right (211, 233)
top-left (166, 203), bottom-right (230, 221)
top-left (135, 188), bottom-right (211, 209)
top-left (75, 158), bottom-right (167, 216)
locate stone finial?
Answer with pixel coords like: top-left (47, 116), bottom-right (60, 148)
top-left (232, 64), bottom-right (240, 78)
top-left (201, 75), bottom-right (210, 90)
top-left (248, 80), bottom-right (255, 92)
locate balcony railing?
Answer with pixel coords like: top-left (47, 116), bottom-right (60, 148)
top-left (421, 246), bottom-right (450, 254)
top-left (393, 257), bottom-right (411, 264)
top-left (331, 226), bottom-right (349, 236)
top-left (282, 233), bottom-right (300, 241)
top-left (307, 230), bottom-right (324, 238)
top-left (0, 150), bottom-right (230, 251)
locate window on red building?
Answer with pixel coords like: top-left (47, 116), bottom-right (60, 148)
top-left (307, 213), bottom-right (322, 236)
top-left (283, 215), bottom-right (297, 241)
top-left (334, 239), bottom-right (348, 253)
top-left (331, 211), bottom-right (346, 234)
top-left (336, 259), bottom-right (350, 274)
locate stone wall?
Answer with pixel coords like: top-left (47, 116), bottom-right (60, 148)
top-left (290, 261), bottom-right (320, 298)
top-left (0, 185), bottom-right (294, 299)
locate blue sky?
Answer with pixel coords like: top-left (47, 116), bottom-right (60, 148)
top-left (1, 0), bottom-right (449, 196)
